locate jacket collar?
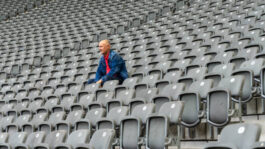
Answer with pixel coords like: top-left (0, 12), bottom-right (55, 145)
top-left (101, 50), bottom-right (115, 61)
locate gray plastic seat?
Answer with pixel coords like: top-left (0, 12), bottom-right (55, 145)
top-left (146, 101), bottom-right (184, 149)
top-left (39, 111), bottom-right (66, 130)
top-left (87, 129), bottom-right (115, 149)
top-left (204, 123), bottom-right (261, 149)
top-left (180, 79), bottom-right (213, 127)
top-left (120, 103), bottom-right (155, 149)
top-left (233, 58), bottom-right (265, 103)
top-left (152, 83), bottom-right (185, 112)
top-left (107, 89), bottom-right (135, 111)
top-left (54, 129), bottom-right (90, 149)
top-left (207, 76), bottom-right (245, 126)
top-left (14, 131), bottom-right (46, 149)
top-left (84, 83), bottom-right (100, 94)
top-left (78, 108), bottom-right (106, 128)
top-left (97, 106), bottom-right (129, 130)
top-left (34, 130), bottom-right (67, 149)
top-left (0, 132), bottom-right (28, 149)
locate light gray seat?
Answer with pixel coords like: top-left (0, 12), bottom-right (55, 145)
top-left (232, 58), bottom-right (265, 103)
top-left (87, 129), bottom-right (115, 149)
top-left (14, 131), bottom-right (46, 149)
top-left (34, 130), bottom-right (68, 149)
top-left (54, 129), bottom-right (90, 149)
top-left (0, 132), bottom-right (28, 149)
top-left (56, 109), bottom-right (85, 133)
top-left (120, 103), bottom-right (155, 149)
top-left (152, 83), bottom-right (185, 112)
top-left (180, 79), bottom-right (213, 127)
top-left (204, 123), bottom-right (261, 149)
top-left (96, 106), bottom-right (129, 130)
top-left (78, 108), bottom-right (106, 128)
top-left (146, 101), bottom-right (184, 149)
top-left (107, 89), bottom-right (135, 111)
top-left (207, 76), bottom-right (245, 127)
top-left (38, 111), bottom-right (66, 131)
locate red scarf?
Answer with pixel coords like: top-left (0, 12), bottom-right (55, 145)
top-left (104, 52), bottom-right (110, 74)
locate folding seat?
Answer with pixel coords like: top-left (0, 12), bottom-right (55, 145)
top-left (114, 77), bottom-right (139, 90)
top-left (132, 64), bottom-right (155, 78)
top-left (146, 101), bottom-right (184, 149)
top-left (40, 86), bottom-right (54, 99)
top-left (148, 61), bottom-right (173, 78)
top-left (207, 75), bottom-right (245, 126)
top-left (23, 81), bottom-right (35, 91)
top-left (204, 123), bottom-right (261, 149)
top-left (89, 90), bottom-right (115, 110)
top-left (38, 109), bottom-right (66, 131)
top-left (10, 64), bottom-right (20, 76)
top-left (1, 84), bottom-right (11, 93)
top-left (64, 68), bottom-right (77, 76)
top-left (99, 80), bottom-right (120, 92)
top-left (25, 97), bottom-right (45, 113)
top-left (3, 90), bottom-right (15, 102)
top-left (186, 55), bottom-right (212, 71)
top-left (22, 109), bottom-right (49, 132)
top-left (84, 83), bottom-right (100, 94)
top-left (170, 59), bottom-right (192, 71)
top-left (152, 83), bottom-right (185, 112)
top-left (77, 107), bottom-right (106, 129)
top-left (53, 85), bottom-right (68, 98)
top-left (56, 108), bottom-right (85, 133)
top-left (27, 88), bottom-right (41, 100)
top-left (67, 83), bottom-right (82, 96)
top-left (55, 94), bottom-right (76, 111)
top-left (47, 78), bottom-right (61, 89)
top-left (6, 110), bottom-right (32, 131)
top-left (205, 63), bottom-right (236, 86)
top-left (179, 67), bottom-right (208, 89)
top-left (86, 129), bottom-right (115, 149)
top-left (34, 79), bottom-right (46, 90)
top-left (15, 89), bottom-right (28, 102)
top-left (96, 106), bottom-right (129, 130)
top-left (11, 83), bottom-right (23, 93)
top-left (120, 103), bottom-right (155, 149)
top-left (179, 79), bottom-right (213, 127)
top-left (232, 58), bottom-right (265, 104)
top-left (0, 132), bottom-right (28, 149)
top-left (34, 130), bottom-right (67, 149)
top-left (107, 89), bottom-right (135, 111)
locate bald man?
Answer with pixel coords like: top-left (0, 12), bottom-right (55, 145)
top-left (87, 40), bottom-right (129, 85)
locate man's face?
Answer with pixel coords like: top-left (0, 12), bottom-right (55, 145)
top-left (99, 42), bottom-right (110, 55)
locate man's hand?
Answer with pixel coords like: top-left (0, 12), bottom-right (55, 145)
top-left (96, 80), bottom-right (103, 84)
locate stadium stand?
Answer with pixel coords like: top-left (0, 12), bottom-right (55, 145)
top-left (1, 0), bottom-right (265, 148)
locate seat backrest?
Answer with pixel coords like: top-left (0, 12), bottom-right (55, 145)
top-left (85, 108), bottom-right (106, 127)
top-left (107, 106), bottom-right (129, 125)
top-left (160, 83), bottom-right (185, 100)
top-left (188, 79), bottom-right (213, 98)
top-left (131, 103), bottom-right (155, 124)
top-left (8, 132), bottom-right (28, 146)
top-left (217, 75), bottom-right (245, 97)
top-left (89, 129), bottom-right (115, 149)
top-left (240, 58), bottom-right (265, 76)
top-left (44, 130), bottom-right (67, 147)
top-left (25, 131), bottom-right (46, 147)
top-left (158, 101), bottom-right (184, 124)
top-left (66, 110), bottom-right (84, 125)
top-left (67, 129), bottom-right (90, 147)
top-left (0, 133), bottom-right (8, 143)
top-left (219, 123), bottom-right (261, 149)
top-left (48, 111), bottom-right (66, 125)
top-left (186, 67), bottom-right (208, 80)
top-left (116, 89), bottom-right (135, 100)
top-left (212, 63), bottom-right (235, 77)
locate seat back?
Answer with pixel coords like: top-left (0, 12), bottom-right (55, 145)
top-left (89, 129), bottom-right (115, 149)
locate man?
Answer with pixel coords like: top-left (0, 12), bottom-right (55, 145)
top-left (87, 39), bottom-right (129, 85)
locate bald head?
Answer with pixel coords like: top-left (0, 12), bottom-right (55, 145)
top-left (99, 40), bottom-right (111, 55)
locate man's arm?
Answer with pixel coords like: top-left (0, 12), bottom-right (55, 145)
top-left (101, 55), bottom-right (123, 83)
top-left (94, 59), bottom-right (104, 83)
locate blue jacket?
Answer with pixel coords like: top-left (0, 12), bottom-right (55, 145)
top-left (94, 50), bottom-right (128, 83)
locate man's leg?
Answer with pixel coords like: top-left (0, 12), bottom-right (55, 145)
top-left (87, 78), bottom-right (96, 84)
